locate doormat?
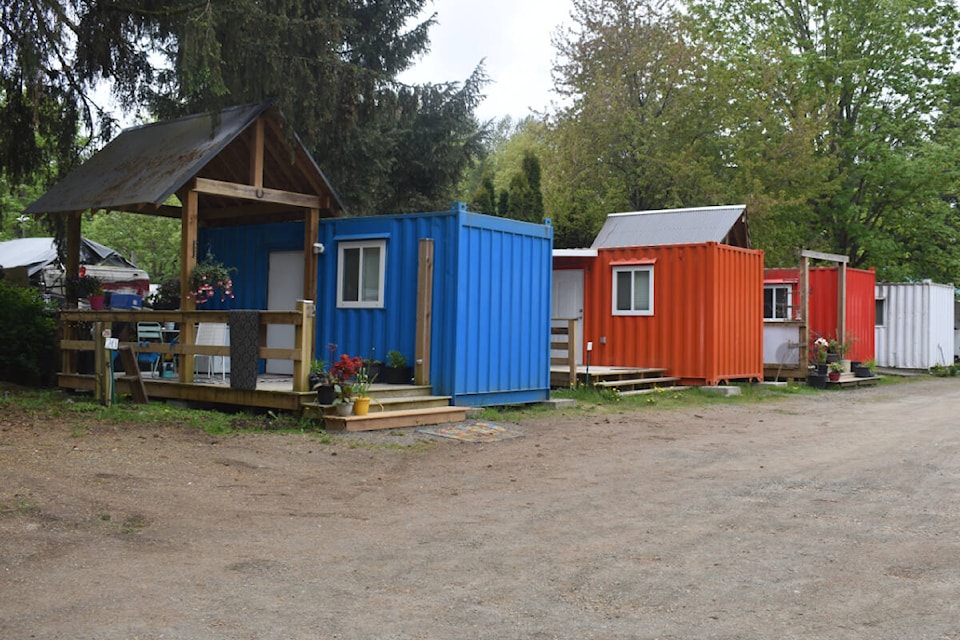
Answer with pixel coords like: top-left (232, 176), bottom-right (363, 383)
top-left (416, 422), bottom-right (524, 442)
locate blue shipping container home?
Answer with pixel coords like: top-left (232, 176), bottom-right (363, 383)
top-left (201, 203), bottom-right (554, 407)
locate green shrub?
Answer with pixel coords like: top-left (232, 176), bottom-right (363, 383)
top-left (0, 280), bottom-right (58, 387)
top-left (931, 362), bottom-right (960, 377)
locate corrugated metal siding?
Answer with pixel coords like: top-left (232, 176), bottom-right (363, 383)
top-left (875, 281), bottom-right (955, 368)
top-left (583, 242), bottom-right (763, 385)
top-left (808, 267), bottom-right (875, 362)
top-left (316, 212), bottom-right (458, 379)
top-left (200, 221), bottom-right (304, 311)
top-left (316, 210), bottom-right (553, 406)
top-left (448, 213), bottom-right (553, 405)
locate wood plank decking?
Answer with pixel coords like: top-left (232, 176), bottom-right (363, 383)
top-left (550, 365), bottom-right (682, 394)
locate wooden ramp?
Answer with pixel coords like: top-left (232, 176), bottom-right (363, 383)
top-left (305, 384), bottom-right (468, 432)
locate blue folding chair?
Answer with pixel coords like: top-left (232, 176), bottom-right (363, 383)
top-left (136, 322), bottom-right (164, 377)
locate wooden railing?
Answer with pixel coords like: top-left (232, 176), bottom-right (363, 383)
top-left (550, 318), bottom-right (579, 387)
top-left (58, 300), bottom-right (315, 393)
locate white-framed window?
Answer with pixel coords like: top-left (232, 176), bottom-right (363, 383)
top-left (612, 265), bottom-right (654, 316)
top-left (337, 239), bottom-right (386, 308)
top-left (764, 284), bottom-right (793, 320)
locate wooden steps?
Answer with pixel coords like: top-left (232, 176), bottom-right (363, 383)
top-left (322, 406), bottom-right (469, 432)
top-left (572, 368), bottom-right (682, 393)
top-left (304, 384), bottom-right (468, 431)
top-left (827, 373), bottom-right (881, 388)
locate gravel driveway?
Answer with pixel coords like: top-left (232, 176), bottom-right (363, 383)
top-left (2, 378), bottom-right (960, 639)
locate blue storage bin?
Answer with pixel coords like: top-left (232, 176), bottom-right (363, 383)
top-left (108, 293), bottom-right (143, 309)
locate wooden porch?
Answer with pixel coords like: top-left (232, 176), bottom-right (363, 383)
top-left (58, 302), bottom-right (466, 429)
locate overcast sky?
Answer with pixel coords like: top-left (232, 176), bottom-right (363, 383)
top-left (397, 0), bottom-right (575, 123)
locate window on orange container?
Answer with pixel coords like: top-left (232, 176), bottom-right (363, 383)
top-left (612, 265), bottom-right (653, 316)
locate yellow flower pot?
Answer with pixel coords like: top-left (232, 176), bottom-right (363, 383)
top-left (353, 397), bottom-right (371, 416)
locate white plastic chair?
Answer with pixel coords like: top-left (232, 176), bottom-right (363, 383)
top-left (194, 322), bottom-right (229, 380)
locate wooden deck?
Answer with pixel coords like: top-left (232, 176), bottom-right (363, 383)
top-left (62, 371), bottom-right (468, 430)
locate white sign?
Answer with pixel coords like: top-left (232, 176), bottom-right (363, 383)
top-left (104, 338), bottom-right (119, 350)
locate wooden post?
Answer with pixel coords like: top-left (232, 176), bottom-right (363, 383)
top-left (93, 322), bottom-right (108, 405)
top-left (179, 187), bottom-right (199, 382)
top-left (800, 253), bottom-right (809, 367)
top-left (414, 239), bottom-right (434, 386)
top-left (250, 118), bottom-right (264, 189)
top-left (61, 212), bottom-right (83, 376)
top-left (303, 207), bottom-right (319, 302)
top-left (837, 261), bottom-right (847, 346)
top-left (292, 300), bottom-right (315, 392)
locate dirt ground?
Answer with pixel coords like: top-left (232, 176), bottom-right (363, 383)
top-left (2, 378), bottom-right (960, 640)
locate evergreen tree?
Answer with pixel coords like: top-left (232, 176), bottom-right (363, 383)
top-left (470, 170), bottom-right (497, 215)
top-left (1, 0), bottom-right (487, 216)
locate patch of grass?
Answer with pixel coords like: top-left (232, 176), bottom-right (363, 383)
top-left (0, 495), bottom-right (41, 518)
top-left (119, 513), bottom-right (149, 534)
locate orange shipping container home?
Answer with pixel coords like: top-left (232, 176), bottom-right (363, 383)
top-left (553, 206), bottom-right (764, 386)
top-left (764, 265), bottom-right (876, 364)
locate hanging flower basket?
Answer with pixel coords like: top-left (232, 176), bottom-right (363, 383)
top-left (189, 253), bottom-right (236, 304)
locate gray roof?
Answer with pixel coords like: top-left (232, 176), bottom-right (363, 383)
top-left (591, 205), bottom-right (749, 249)
top-left (25, 102), bottom-right (343, 217)
top-left (0, 237), bottom-right (137, 276)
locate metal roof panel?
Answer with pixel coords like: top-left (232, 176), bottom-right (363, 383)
top-left (25, 103), bottom-right (272, 215)
top-left (591, 204), bottom-right (747, 248)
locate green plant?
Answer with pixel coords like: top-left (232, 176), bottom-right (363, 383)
top-left (351, 366), bottom-right (372, 398)
top-left (931, 362), bottom-right (959, 377)
top-left (147, 278), bottom-right (180, 309)
top-left (65, 272), bottom-right (103, 298)
top-left (386, 350), bottom-right (407, 368)
top-left (828, 361), bottom-right (845, 373)
top-left (812, 337), bottom-right (829, 364)
top-left (0, 281), bottom-right (58, 386)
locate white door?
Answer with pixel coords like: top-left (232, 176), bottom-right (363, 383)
top-left (266, 251), bottom-right (303, 375)
top-left (552, 269), bottom-right (585, 365)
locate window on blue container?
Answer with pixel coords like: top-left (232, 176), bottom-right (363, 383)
top-left (612, 265), bottom-right (653, 316)
top-left (337, 240), bottom-right (385, 308)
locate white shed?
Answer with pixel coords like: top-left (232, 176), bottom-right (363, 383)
top-left (875, 281), bottom-right (955, 369)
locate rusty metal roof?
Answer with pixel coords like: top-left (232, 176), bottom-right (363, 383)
top-left (591, 205), bottom-right (750, 249)
top-left (25, 102), bottom-right (343, 218)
